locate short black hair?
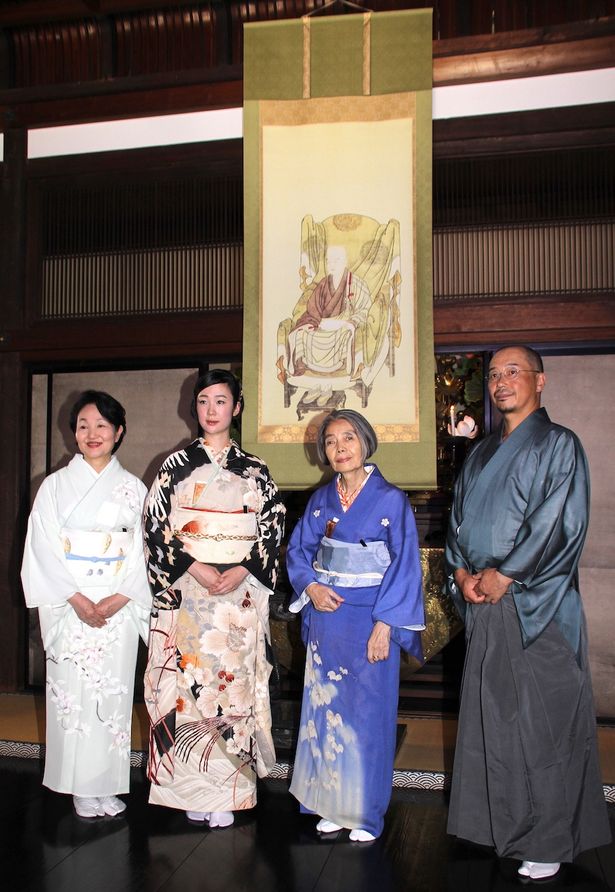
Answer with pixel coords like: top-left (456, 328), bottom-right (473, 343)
top-left (491, 344), bottom-right (544, 373)
top-left (191, 368), bottom-right (244, 420)
top-left (316, 409), bottom-right (378, 465)
top-left (69, 390), bottom-right (126, 453)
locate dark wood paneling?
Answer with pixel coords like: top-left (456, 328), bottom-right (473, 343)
top-left (0, 74), bottom-right (243, 129)
top-left (0, 130), bottom-right (27, 331)
top-left (1, 310), bottom-right (244, 362)
top-left (2, 297), bottom-right (613, 362)
top-left (434, 102), bottom-right (615, 158)
top-left (26, 135), bottom-right (243, 179)
top-left (0, 353), bottom-right (28, 692)
top-left (0, 14), bottom-right (613, 130)
top-left (434, 33), bottom-right (615, 85)
top-left (433, 295), bottom-right (615, 347)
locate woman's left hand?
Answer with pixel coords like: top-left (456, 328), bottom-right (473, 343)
top-left (96, 593), bottom-right (130, 619)
top-left (209, 565), bottom-right (250, 596)
top-left (367, 621), bottom-right (391, 664)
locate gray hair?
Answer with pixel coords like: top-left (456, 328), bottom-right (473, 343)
top-left (316, 409), bottom-right (378, 465)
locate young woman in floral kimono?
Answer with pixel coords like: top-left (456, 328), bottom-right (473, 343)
top-left (144, 369), bottom-right (285, 828)
top-left (21, 390), bottom-right (151, 818)
top-left (286, 409), bottom-right (424, 841)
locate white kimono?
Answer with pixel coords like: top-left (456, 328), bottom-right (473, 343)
top-left (21, 454), bottom-right (151, 797)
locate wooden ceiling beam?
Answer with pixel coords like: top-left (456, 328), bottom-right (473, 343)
top-left (0, 0), bottom-right (192, 27)
top-left (434, 33), bottom-right (615, 85)
top-left (434, 102), bottom-right (615, 157)
top-left (433, 296), bottom-right (615, 348)
top-left (3, 295), bottom-right (613, 361)
top-left (0, 18), bottom-right (613, 130)
top-left (1, 309), bottom-right (244, 361)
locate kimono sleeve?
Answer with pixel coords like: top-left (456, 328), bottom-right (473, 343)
top-left (498, 430), bottom-right (589, 647)
top-left (286, 492), bottom-right (327, 602)
top-left (115, 477), bottom-right (152, 610)
top-left (21, 475), bottom-right (79, 608)
top-left (372, 488), bottom-right (425, 659)
top-left (240, 463), bottom-right (285, 591)
top-left (143, 456), bottom-right (194, 596)
top-left (444, 470), bottom-right (472, 621)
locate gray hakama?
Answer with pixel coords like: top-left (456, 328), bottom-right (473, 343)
top-left (446, 408), bottom-right (611, 861)
top-left (448, 596), bottom-right (610, 861)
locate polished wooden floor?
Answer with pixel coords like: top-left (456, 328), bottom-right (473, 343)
top-left (1, 758), bottom-right (614, 892)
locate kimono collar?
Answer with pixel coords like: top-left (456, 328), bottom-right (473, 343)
top-left (73, 453), bottom-right (119, 478)
top-left (498, 407), bottom-right (550, 444)
top-left (336, 465), bottom-right (375, 512)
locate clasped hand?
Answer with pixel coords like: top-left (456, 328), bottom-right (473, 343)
top-left (68, 591), bottom-right (129, 627)
top-left (188, 562), bottom-right (249, 595)
top-left (455, 567), bottom-right (513, 605)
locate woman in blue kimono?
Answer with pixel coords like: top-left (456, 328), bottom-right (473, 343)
top-left (287, 409), bottom-right (424, 841)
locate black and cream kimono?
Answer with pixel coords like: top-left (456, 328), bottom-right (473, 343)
top-left (143, 439), bottom-right (285, 813)
top-left (446, 408), bottom-right (611, 863)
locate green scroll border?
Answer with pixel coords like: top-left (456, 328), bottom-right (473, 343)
top-left (243, 10), bottom-right (436, 489)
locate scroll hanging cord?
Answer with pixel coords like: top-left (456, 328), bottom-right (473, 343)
top-left (302, 4), bottom-right (372, 99)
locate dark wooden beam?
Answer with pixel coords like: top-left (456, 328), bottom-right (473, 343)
top-left (434, 102), bottom-right (615, 157)
top-left (0, 19), bottom-right (613, 130)
top-left (3, 294), bottom-right (613, 361)
top-left (433, 18), bottom-right (615, 84)
top-left (433, 295), bottom-right (615, 347)
top-left (0, 0), bottom-right (192, 27)
top-left (25, 135), bottom-right (243, 179)
top-left (0, 310), bottom-right (244, 362)
top-left (0, 70), bottom-right (243, 130)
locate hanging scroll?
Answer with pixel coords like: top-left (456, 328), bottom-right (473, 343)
top-left (243, 10), bottom-right (435, 489)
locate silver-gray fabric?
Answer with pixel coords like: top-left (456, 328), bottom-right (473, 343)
top-left (447, 596), bottom-right (610, 861)
top-left (446, 408), bottom-right (611, 861)
top-left (313, 536), bottom-right (391, 587)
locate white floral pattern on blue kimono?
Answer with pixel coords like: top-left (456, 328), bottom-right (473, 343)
top-left (287, 466), bottom-right (424, 837)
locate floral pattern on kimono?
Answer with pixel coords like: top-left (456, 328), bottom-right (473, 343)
top-left (143, 440), bottom-right (285, 812)
top-left (21, 454), bottom-right (151, 796)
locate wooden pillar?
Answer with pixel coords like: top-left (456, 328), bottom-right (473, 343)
top-left (0, 128), bottom-right (28, 691)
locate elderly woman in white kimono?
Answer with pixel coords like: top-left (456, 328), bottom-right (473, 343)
top-left (21, 390), bottom-right (151, 818)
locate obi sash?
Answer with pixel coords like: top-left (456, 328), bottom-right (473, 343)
top-left (61, 528), bottom-right (133, 588)
top-left (313, 536), bottom-right (391, 588)
top-left (172, 507), bottom-right (257, 564)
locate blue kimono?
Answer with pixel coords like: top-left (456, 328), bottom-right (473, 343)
top-left (287, 466), bottom-right (424, 838)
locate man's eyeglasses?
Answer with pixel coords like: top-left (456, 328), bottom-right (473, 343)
top-left (486, 367), bottom-right (542, 384)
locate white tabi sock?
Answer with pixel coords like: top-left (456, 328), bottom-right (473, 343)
top-left (518, 861), bottom-right (561, 879)
top-left (186, 811), bottom-right (210, 822)
top-left (208, 811), bottom-right (234, 828)
top-left (349, 828), bottom-right (377, 842)
top-left (316, 818), bottom-right (343, 833)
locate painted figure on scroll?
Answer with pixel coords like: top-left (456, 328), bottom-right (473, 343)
top-left (143, 369), bottom-right (285, 828)
top-left (446, 345), bottom-right (611, 881)
top-left (21, 390), bottom-right (151, 819)
top-left (286, 409), bottom-right (425, 841)
top-left (285, 245), bottom-right (371, 381)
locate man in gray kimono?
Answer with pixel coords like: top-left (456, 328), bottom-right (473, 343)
top-left (446, 345), bottom-right (611, 881)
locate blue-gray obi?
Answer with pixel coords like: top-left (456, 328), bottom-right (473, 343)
top-left (313, 536), bottom-right (391, 588)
